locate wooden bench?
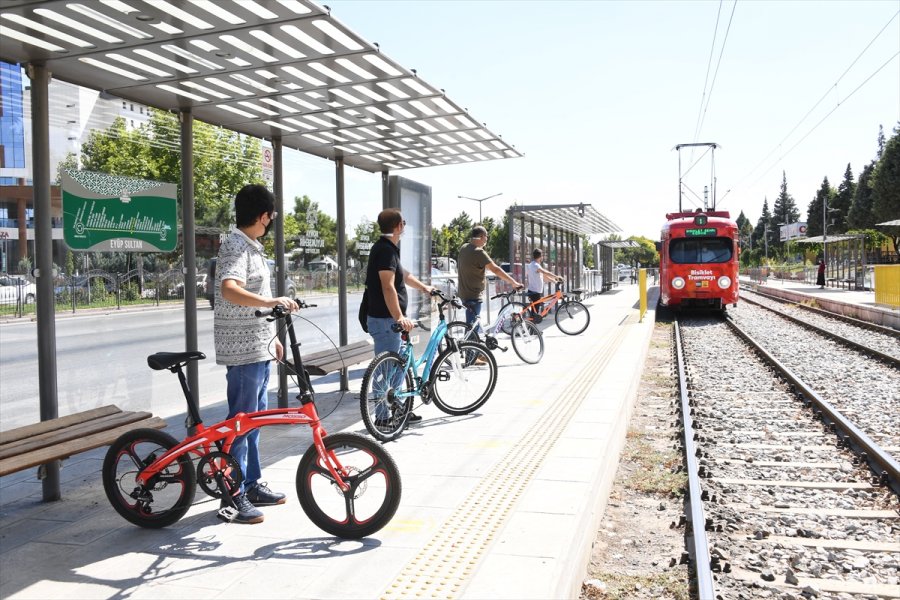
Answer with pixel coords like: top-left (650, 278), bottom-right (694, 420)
top-left (300, 340), bottom-right (374, 376)
top-left (0, 405), bottom-right (166, 478)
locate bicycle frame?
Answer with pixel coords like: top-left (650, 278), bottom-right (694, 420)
top-left (392, 313), bottom-right (450, 401)
top-left (135, 309), bottom-right (351, 493)
top-left (525, 288), bottom-right (564, 318)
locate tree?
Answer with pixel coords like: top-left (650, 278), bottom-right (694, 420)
top-left (771, 172), bottom-right (800, 250)
top-left (751, 197), bottom-right (773, 254)
top-left (284, 195), bottom-right (337, 264)
top-left (805, 177), bottom-right (834, 238)
top-left (831, 163), bottom-right (855, 233)
top-left (871, 123), bottom-right (900, 253)
top-left (847, 162), bottom-right (876, 229)
top-left (615, 236), bottom-right (659, 268)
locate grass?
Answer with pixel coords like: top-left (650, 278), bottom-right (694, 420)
top-left (583, 571), bottom-right (690, 600)
top-left (622, 430), bottom-right (686, 497)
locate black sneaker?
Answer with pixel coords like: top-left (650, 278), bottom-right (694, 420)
top-left (246, 482), bottom-right (286, 506)
top-left (232, 493), bottom-right (264, 524)
top-left (407, 412), bottom-right (422, 423)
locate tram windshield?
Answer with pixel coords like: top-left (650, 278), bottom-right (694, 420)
top-left (669, 238), bottom-right (732, 264)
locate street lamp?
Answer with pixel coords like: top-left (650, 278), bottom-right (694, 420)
top-left (457, 192), bottom-right (503, 223)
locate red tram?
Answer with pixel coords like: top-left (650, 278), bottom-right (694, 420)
top-left (658, 210), bottom-right (739, 311)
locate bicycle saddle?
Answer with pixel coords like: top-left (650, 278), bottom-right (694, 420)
top-left (147, 351), bottom-right (207, 370)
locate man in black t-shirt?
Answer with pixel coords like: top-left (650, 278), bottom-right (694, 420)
top-left (365, 209), bottom-right (434, 422)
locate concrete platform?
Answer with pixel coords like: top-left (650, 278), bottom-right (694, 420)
top-left (743, 277), bottom-right (899, 329)
top-left (0, 284), bottom-right (655, 600)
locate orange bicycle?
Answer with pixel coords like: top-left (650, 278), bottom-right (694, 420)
top-left (500, 282), bottom-right (590, 335)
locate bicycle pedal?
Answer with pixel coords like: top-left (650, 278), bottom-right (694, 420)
top-left (498, 346), bottom-right (508, 352)
top-left (217, 505), bottom-right (238, 523)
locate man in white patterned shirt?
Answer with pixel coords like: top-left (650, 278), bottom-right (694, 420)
top-left (214, 184), bottom-right (298, 524)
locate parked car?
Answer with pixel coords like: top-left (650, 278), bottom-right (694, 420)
top-left (430, 267), bottom-right (456, 294)
top-left (0, 275), bottom-right (36, 305)
top-left (205, 258), bottom-right (296, 309)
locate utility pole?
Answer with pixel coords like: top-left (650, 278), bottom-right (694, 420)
top-left (458, 192), bottom-right (503, 223)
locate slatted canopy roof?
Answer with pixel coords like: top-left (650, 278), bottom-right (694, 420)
top-left (0, 0), bottom-right (521, 173)
top-left (796, 235), bottom-right (862, 244)
top-left (596, 240), bottom-right (640, 248)
top-left (510, 204), bottom-right (622, 237)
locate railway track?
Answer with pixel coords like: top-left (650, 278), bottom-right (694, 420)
top-left (740, 288), bottom-right (900, 365)
top-left (674, 313), bottom-right (900, 600)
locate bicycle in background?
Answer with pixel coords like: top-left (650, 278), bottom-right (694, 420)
top-left (498, 282), bottom-right (590, 336)
top-left (445, 289), bottom-right (544, 364)
top-left (360, 289), bottom-right (498, 442)
top-left (102, 302), bottom-right (401, 539)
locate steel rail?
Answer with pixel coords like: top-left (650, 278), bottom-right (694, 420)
top-left (673, 317), bottom-right (717, 600)
top-left (724, 314), bottom-right (900, 497)
top-left (740, 295), bottom-right (900, 368)
top-left (741, 286), bottom-right (900, 339)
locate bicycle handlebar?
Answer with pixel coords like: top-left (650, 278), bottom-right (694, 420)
top-left (491, 288), bottom-right (524, 300)
top-left (255, 299), bottom-right (316, 319)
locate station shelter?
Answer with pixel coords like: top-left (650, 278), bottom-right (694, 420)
top-left (593, 239), bottom-right (641, 292)
top-left (0, 0), bottom-right (522, 500)
top-left (506, 204), bottom-right (621, 295)
top-left (797, 234), bottom-right (867, 289)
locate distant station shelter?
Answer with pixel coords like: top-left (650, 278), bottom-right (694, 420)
top-left (507, 204), bottom-right (621, 292)
top-left (797, 234), bottom-right (868, 290)
top-left (1, 0), bottom-right (521, 499)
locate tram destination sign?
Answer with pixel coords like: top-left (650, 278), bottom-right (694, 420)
top-left (685, 227), bottom-right (717, 237)
top-left (61, 171), bottom-right (177, 252)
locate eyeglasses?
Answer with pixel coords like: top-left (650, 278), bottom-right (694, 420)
top-left (402, 220), bottom-right (406, 226)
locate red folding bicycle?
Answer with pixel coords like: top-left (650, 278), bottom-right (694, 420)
top-left (102, 303), bottom-right (401, 539)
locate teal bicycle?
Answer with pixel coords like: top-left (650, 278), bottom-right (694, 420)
top-left (360, 289), bottom-right (498, 442)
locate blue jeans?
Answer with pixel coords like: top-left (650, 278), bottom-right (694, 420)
top-left (226, 361), bottom-right (271, 493)
top-left (367, 316), bottom-right (401, 355)
top-left (367, 316), bottom-right (404, 419)
top-left (462, 299), bottom-right (483, 334)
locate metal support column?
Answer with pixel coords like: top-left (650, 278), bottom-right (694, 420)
top-left (519, 214), bottom-right (527, 285)
top-left (273, 137), bottom-right (288, 408)
top-left (30, 63), bottom-right (61, 501)
top-left (382, 171), bottom-right (390, 208)
top-left (180, 110), bottom-right (200, 428)
top-left (336, 158), bottom-right (349, 390)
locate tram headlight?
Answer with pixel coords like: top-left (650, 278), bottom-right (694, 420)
top-left (672, 277), bottom-right (685, 289)
top-left (717, 275), bottom-right (731, 289)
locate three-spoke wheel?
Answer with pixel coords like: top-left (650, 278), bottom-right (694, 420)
top-left (102, 428), bottom-right (196, 528)
top-left (296, 432), bottom-right (402, 539)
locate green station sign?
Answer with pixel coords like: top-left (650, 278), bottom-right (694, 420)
top-left (685, 227), bottom-right (717, 237)
top-left (61, 171), bottom-right (177, 252)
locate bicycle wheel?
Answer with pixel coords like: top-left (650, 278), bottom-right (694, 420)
top-left (439, 320), bottom-right (474, 354)
top-left (102, 428), bottom-right (196, 529)
top-left (495, 301), bottom-right (528, 335)
top-left (296, 432), bottom-right (402, 539)
top-left (510, 319), bottom-right (544, 364)
top-left (360, 352), bottom-right (414, 442)
top-left (429, 341), bottom-right (497, 415)
top-left (555, 300), bottom-right (590, 335)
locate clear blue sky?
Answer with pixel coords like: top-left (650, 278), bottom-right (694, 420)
top-left (280, 0), bottom-right (900, 241)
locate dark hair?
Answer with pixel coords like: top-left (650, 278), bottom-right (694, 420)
top-left (470, 225), bottom-right (487, 239)
top-left (377, 208), bottom-right (403, 233)
top-left (532, 248), bottom-right (543, 259)
top-left (234, 184), bottom-right (275, 228)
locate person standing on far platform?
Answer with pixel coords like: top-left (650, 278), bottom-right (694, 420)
top-left (816, 258), bottom-right (826, 288)
top-left (457, 225), bottom-right (523, 333)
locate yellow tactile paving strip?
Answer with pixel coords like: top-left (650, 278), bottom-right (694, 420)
top-left (382, 324), bottom-right (630, 600)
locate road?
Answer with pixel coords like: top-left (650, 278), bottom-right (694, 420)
top-left (0, 298), bottom-right (366, 431)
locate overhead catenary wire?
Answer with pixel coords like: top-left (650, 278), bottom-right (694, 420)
top-left (719, 9), bottom-right (900, 206)
top-left (691, 0), bottom-right (725, 146)
top-left (692, 0), bottom-right (738, 147)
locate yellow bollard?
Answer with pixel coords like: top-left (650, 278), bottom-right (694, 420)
top-left (639, 268), bottom-right (647, 322)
